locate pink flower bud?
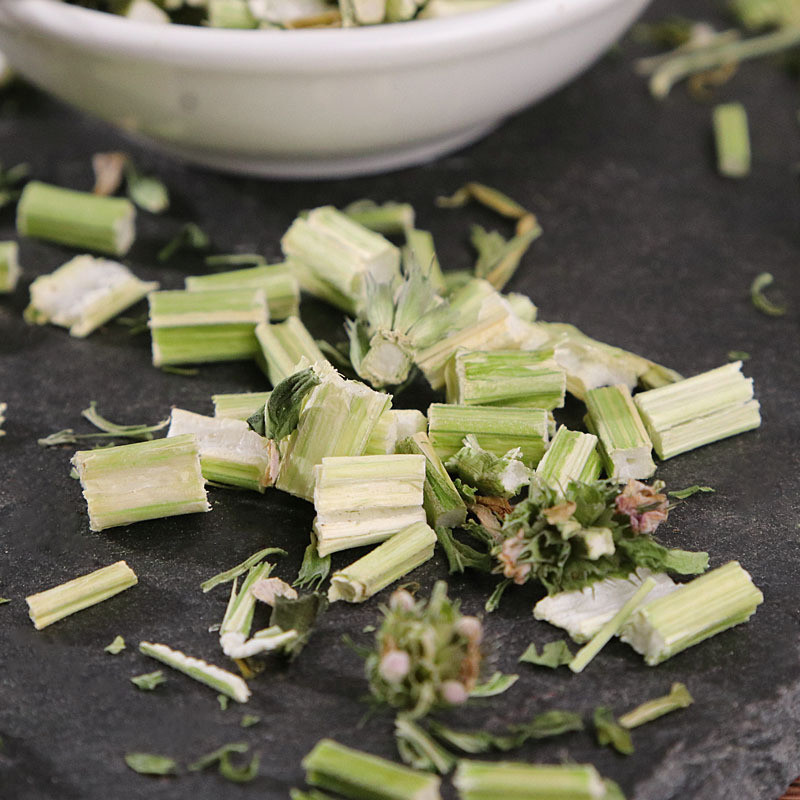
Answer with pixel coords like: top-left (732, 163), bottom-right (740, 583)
top-left (440, 680), bottom-right (469, 705)
top-left (389, 589), bottom-right (416, 612)
top-left (379, 649), bottom-right (411, 683)
top-left (455, 616), bottom-right (483, 644)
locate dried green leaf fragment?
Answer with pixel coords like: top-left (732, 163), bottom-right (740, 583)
top-left (130, 670), bottom-right (167, 690)
top-left (668, 485), bottom-right (715, 499)
top-left (158, 222), bottom-right (209, 263)
top-left (124, 752), bottom-right (178, 775)
top-left (188, 741), bottom-right (248, 771)
top-left (469, 672), bottom-right (518, 697)
top-left (105, 635), bottom-right (126, 654)
top-left (240, 714), bottom-right (261, 728)
top-left (750, 272), bottom-right (787, 316)
top-left (125, 161), bottom-right (169, 213)
top-left (593, 707), bottom-right (634, 755)
top-left (518, 640), bottom-right (573, 668)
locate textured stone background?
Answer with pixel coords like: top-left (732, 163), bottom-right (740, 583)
top-left (0, 0), bottom-right (798, 797)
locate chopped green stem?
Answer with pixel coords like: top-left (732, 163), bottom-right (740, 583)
top-left (25, 255), bottom-right (157, 338)
top-left (618, 682), bottom-right (694, 729)
top-left (17, 180), bottom-right (136, 256)
top-left (620, 560), bottom-right (763, 665)
top-left (584, 385), bottom-right (655, 480)
top-left (328, 521), bottom-right (437, 603)
top-left (71, 434), bottom-right (210, 531)
top-left (535, 426), bottom-right (601, 494)
top-left (213, 391), bottom-right (272, 420)
top-left (343, 199), bottom-right (415, 235)
top-left (633, 362), bottom-right (760, 459)
top-left (186, 262), bottom-right (299, 319)
top-left (395, 716), bottom-right (456, 775)
top-left (302, 739), bottom-right (442, 800)
top-left (256, 317), bottom-right (327, 385)
top-left (201, 546), bottom-right (287, 593)
top-left (314, 455), bottom-right (426, 556)
top-left (396, 432), bottom-right (466, 529)
top-left (713, 102), bottom-right (750, 178)
top-left (139, 641), bottom-right (251, 702)
top-left (750, 271), bottom-right (787, 316)
top-left (0, 241), bottom-right (20, 292)
top-left (26, 561), bottom-right (137, 630)
top-left (452, 759), bottom-right (608, 800)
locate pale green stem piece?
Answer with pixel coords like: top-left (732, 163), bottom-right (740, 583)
top-left (402, 229), bottom-right (446, 293)
top-left (328, 521), bottom-right (437, 603)
top-left (71, 434), bottom-right (210, 531)
top-left (343, 199), bottom-right (415, 235)
top-left (167, 408), bottom-right (278, 491)
top-left (17, 180), bottom-right (136, 256)
top-left (281, 206), bottom-right (399, 312)
top-left (618, 682), bottom-right (694, 729)
top-left (427, 403), bottom-right (550, 467)
top-left (213, 391), bottom-right (272, 420)
top-left (275, 365), bottom-right (390, 501)
top-left (452, 759), bottom-right (607, 800)
top-left (0, 241), bottom-right (20, 292)
top-left (713, 102), bottom-right (750, 178)
top-left (396, 431), bottom-right (466, 529)
top-left (302, 739), bottom-right (442, 800)
top-left (634, 361), bottom-right (761, 459)
top-left (148, 288), bottom-right (268, 366)
top-left (535, 426), bottom-right (601, 494)
top-left (256, 317), bottom-right (327, 386)
top-left (185, 262), bottom-right (299, 320)
top-left (584, 384), bottom-right (655, 481)
top-left (395, 715), bottom-right (456, 775)
top-left (416, 294), bottom-right (548, 391)
top-left (290, 257), bottom-right (359, 315)
top-left (314, 454), bottom-right (426, 556)
top-left (445, 348), bottom-right (565, 410)
top-left (364, 408), bottom-right (427, 455)
top-left (26, 561), bottom-right (137, 630)
top-left (25, 255), bottom-right (158, 338)
top-left (620, 561), bottom-right (764, 666)
top-left (207, 0), bottom-right (258, 27)
top-left (504, 292), bottom-right (537, 322)
top-left (643, 25), bottom-right (800, 99)
top-left (139, 641), bottom-right (251, 702)
top-left (219, 562), bottom-right (274, 655)
top-left (569, 577), bottom-right (657, 673)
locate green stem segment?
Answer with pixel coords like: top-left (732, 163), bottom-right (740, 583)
top-left (256, 317), bottom-right (328, 386)
top-left (620, 561), bottom-right (763, 665)
top-left (452, 759), bottom-right (609, 800)
top-left (713, 102), bottom-right (750, 178)
top-left (0, 241), bottom-right (20, 292)
top-left (139, 641), bottom-right (251, 702)
top-left (17, 180), bottom-right (136, 256)
top-left (71, 434), bottom-right (210, 531)
top-left (618, 682), bottom-right (694, 729)
top-left (302, 739), bottom-right (442, 800)
top-left (26, 561), bottom-right (138, 630)
top-left (396, 432), bottom-right (467, 529)
top-left (328, 521), bottom-right (437, 603)
top-left (535, 426), bottom-right (601, 494)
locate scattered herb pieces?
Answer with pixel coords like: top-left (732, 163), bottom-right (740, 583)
top-left (0, 161), bottom-right (28, 209)
top-left (130, 670), bottom-right (167, 691)
top-left (188, 741), bottom-right (249, 771)
top-left (469, 671), bottom-right (518, 697)
top-left (518, 640), bottom-right (573, 668)
top-left (92, 151), bottom-right (127, 197)
top-left (125, 161), bottom-right (169, 213)
top-left (160, 365), bottom-right (200, 376)
top-left (124, 752), bottom-right (178, 776)
top-left (593, 706), bottom-right (634, 755)
top-left (217, 693), bottom-right (230, 710)
top-left (0, 597), bottom-right (11, 605)
top-left (294, 533), bottom-right (331, 590)
top-left (727, 350), bottom-right (751, 361)
top-left (105, 635), bottom-right (126, 654)
top-left (619, 682), bottom-right (694, 729)
top-left (750, 272), bottom-right (787, 316)
top-left (158, 222), bottom-right (209, 263)
top-left (713, 102), bottom-right (751, 178)
top-left (394, 715), bottom-right (457, 774)
top-left (240, 714), bottom-right (261, 728)
top-left (668, 485), bottom-right (715, 499)
top-left (429, 710), bottom-right (583, 754)
top-left (201, 546), bottom-right (287, 592)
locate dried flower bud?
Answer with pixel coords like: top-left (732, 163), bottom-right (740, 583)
top-left (440, 680), bottom-right (469, 705)
top-left (455, 615), bottom-right (483, 644)
top-left (379, 649), bottom-right (411, 684)
top-left (615, 479), bottom-right (669, 534)
top-left (389, 588), bottom-right (416, 612)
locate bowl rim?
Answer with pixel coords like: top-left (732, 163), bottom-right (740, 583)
top-left (1, 0), bottom-right (636, 69)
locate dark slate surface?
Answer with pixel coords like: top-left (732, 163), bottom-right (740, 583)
top-left (1, 1), bottom-right (799, 798)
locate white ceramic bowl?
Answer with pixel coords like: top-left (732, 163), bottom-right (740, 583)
top-left (0, 0), bottom-right (647, 178)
